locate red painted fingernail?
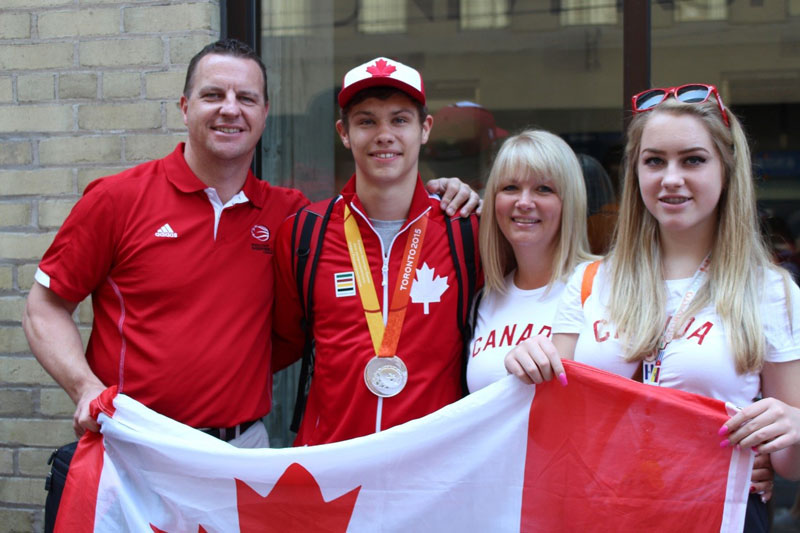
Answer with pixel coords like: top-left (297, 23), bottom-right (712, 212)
top-left (718, 425), bottom-right (729, 436)
top-left (557, 373), bottom-right (568, 387)
top-left (719, 439), bottom-right (730, 448)
top-left (750, 486), bottom-right (756, 493)
top-left (751, 447), bottom-right (759, 453)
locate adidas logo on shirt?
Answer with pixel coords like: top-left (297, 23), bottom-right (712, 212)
top-left (155, 224), bottom-right (178, 238)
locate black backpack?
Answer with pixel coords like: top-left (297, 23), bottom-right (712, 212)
top-left (288, 196), bottom-right (480, 431)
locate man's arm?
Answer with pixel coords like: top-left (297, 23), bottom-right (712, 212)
top-left (426, 177), bottom-right (482, 216)
top-left (22, 283), bottom-right (106, 437)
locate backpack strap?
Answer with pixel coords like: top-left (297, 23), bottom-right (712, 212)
top-left (581, 260), bottom-right (602, 307)
top-left (459, 217), bottom-right (479, 319)
top-left (444, 215), bottom-right (480, 395)
top-left (291, 207), bottom-right (480, 430)
top-left (444, 216), bottom-right (479, 335)
top-left (290, 196), bottom-right (338, 433)
top-left (465, 286), bottom-right (484, 356)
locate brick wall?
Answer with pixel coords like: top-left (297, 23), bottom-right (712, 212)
top-left (0, 2), bottom-right (219, 530)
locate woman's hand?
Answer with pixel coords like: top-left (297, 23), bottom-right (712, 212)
top-left (504, 334), bottom-right (568, 386)
top-left (720, 397), bottom-right (800, 454)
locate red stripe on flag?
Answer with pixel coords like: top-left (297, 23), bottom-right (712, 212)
top-left (54, 386), bottom-right (117, 533)
top-left (54, 432), bottom-right (104, 533)
top-left (521, 361), bottom-right (734, 532)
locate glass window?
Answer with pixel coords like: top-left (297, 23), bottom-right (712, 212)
top-left (675, 0), bottom-right (727, 22)
top-left (262, 0), bottom-right (310, 36)
top-left (650, 0), bottom-right (800, 278)
top-left (258, 0), bottom-right (626, 446)
top-left (260, 0), bottom-right (626, 199)
top-left (360, 0), bottom-right (407, 33)
top-left (251, 3), bottom-right (800, 512)
top-left (560, 0), bottom-right (617, 26)
top-left (460, 0), bottom-right (510, 29)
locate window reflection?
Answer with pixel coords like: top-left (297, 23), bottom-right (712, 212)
top-left (255, 4), bottom-right (800, 517)
top-left (262, 0), bottom-right (310, 36)
top-left (650, 0), bottom-right (800, 274)
top-left (560, 0), bottom-right (617, 26)
top-left (460, 0), bottom-right (510, 29)
top-left (676, 0), bottom-right (727, 22)
top-left (359, 0), bottom-right (407, 33)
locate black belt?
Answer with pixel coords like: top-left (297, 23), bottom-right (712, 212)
top-left (198, 419), bottom-right (260, 442)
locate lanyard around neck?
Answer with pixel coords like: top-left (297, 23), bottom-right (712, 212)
top-left (343, 203), bottom-right (429, 357)
top-left (646, 253), bottom-right (711, 385)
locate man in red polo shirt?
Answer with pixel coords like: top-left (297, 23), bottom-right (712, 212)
top-left (22, 40), bottom-right (478, 448)
top-left (23, 39), bottom-right (303, 447)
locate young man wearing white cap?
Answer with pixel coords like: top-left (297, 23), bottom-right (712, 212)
top-left (273, 57), bottom-right (482, 446)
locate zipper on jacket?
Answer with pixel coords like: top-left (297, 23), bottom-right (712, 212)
top-left (348, 202), bottom-right (431, 434)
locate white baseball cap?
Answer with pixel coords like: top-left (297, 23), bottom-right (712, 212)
top-left (338, 57), bottom-right (426, 108)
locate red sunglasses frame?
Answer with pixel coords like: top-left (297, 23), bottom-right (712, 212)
top-left (631, 84), bottom-right (730, 127)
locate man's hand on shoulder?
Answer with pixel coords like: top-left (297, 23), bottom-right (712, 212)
top-left (426, 177), bottom-right (482, 217)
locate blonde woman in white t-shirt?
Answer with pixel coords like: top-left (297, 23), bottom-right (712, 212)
top-left (505, 86), bottom-right (800, 529)
top-left (467, 129), bottom-right (595, 392)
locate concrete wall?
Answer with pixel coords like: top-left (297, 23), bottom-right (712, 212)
top-left (0, 2), bottom-right (219, 530)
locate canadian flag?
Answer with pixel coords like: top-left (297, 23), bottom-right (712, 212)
top-left (56, 361), bottom-right (751, 532)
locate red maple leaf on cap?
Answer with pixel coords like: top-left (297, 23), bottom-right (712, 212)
top-left (366, 58), bottom-right (396, 77)
top-left (236, 463), bottom-right (361, 532)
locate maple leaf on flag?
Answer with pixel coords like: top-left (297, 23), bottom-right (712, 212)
top-left (410, 262), bottom-right (449, 314)
top-left (150, 525), bottom-right (207, 533)
top-left (236, 463), bottom-right (361, 533)
top-left (366, 58), bottom-right (396, 77)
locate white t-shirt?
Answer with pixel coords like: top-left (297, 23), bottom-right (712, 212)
top-left (554, 261), bottom-right (800, 407)
top-left (468, 272), bottom-right (565, 392)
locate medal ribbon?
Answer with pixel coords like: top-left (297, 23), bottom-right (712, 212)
top-left (646, 253), bottom-right (711, 385)
top-left (343, 203), bottom-right (429, 357)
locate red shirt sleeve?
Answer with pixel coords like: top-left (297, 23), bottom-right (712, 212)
top-left (37, 180), bottom-right (119, 302)
top-left (271, 213), bottom-right (308, 372)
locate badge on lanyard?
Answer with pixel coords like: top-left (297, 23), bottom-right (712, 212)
top-left (642, 360), bottom-right (656, 385)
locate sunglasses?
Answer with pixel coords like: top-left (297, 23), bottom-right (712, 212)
top-left (631, 84), bottom-right (730, 127)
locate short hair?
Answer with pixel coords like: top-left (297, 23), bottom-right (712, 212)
top-left (339, 86), bottom-right (427, 131)
top-left (480, 129), bottom-right (595, 294)
top-left (183, 39), bottom-right (268, 102)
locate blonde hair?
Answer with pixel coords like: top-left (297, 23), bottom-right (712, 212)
top-left (480, 129), bottom-right (595, 294)
top-left (609, 97), bottom-right (786, 373)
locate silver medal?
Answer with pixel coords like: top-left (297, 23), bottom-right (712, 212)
top-left (364, 355), bottom-right (408, 398)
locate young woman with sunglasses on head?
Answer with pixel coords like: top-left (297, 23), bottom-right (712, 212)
top-left (504, 85), bottom-right (800, 529)
top-left (467, 129), bottom-right (595, 393)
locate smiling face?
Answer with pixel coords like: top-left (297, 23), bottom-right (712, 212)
top-left (335, 92), bottom-right (432, 189)
top-left (637, 112), bottom-right (724, 244)
top-left (494, 174), bottom-right (562, 259)
top-left (180, 53), bottom-right (268, 169)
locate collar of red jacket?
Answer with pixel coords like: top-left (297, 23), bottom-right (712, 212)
top-left (339, 173), bottom-right (434, 222)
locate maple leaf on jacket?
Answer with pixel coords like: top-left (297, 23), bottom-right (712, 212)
top-left (410, 262), bottom-right (449, 314)
top-left (366, 58), bottom-right (396, 77)
top-left (236, 463), bottom-right (361, 533)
